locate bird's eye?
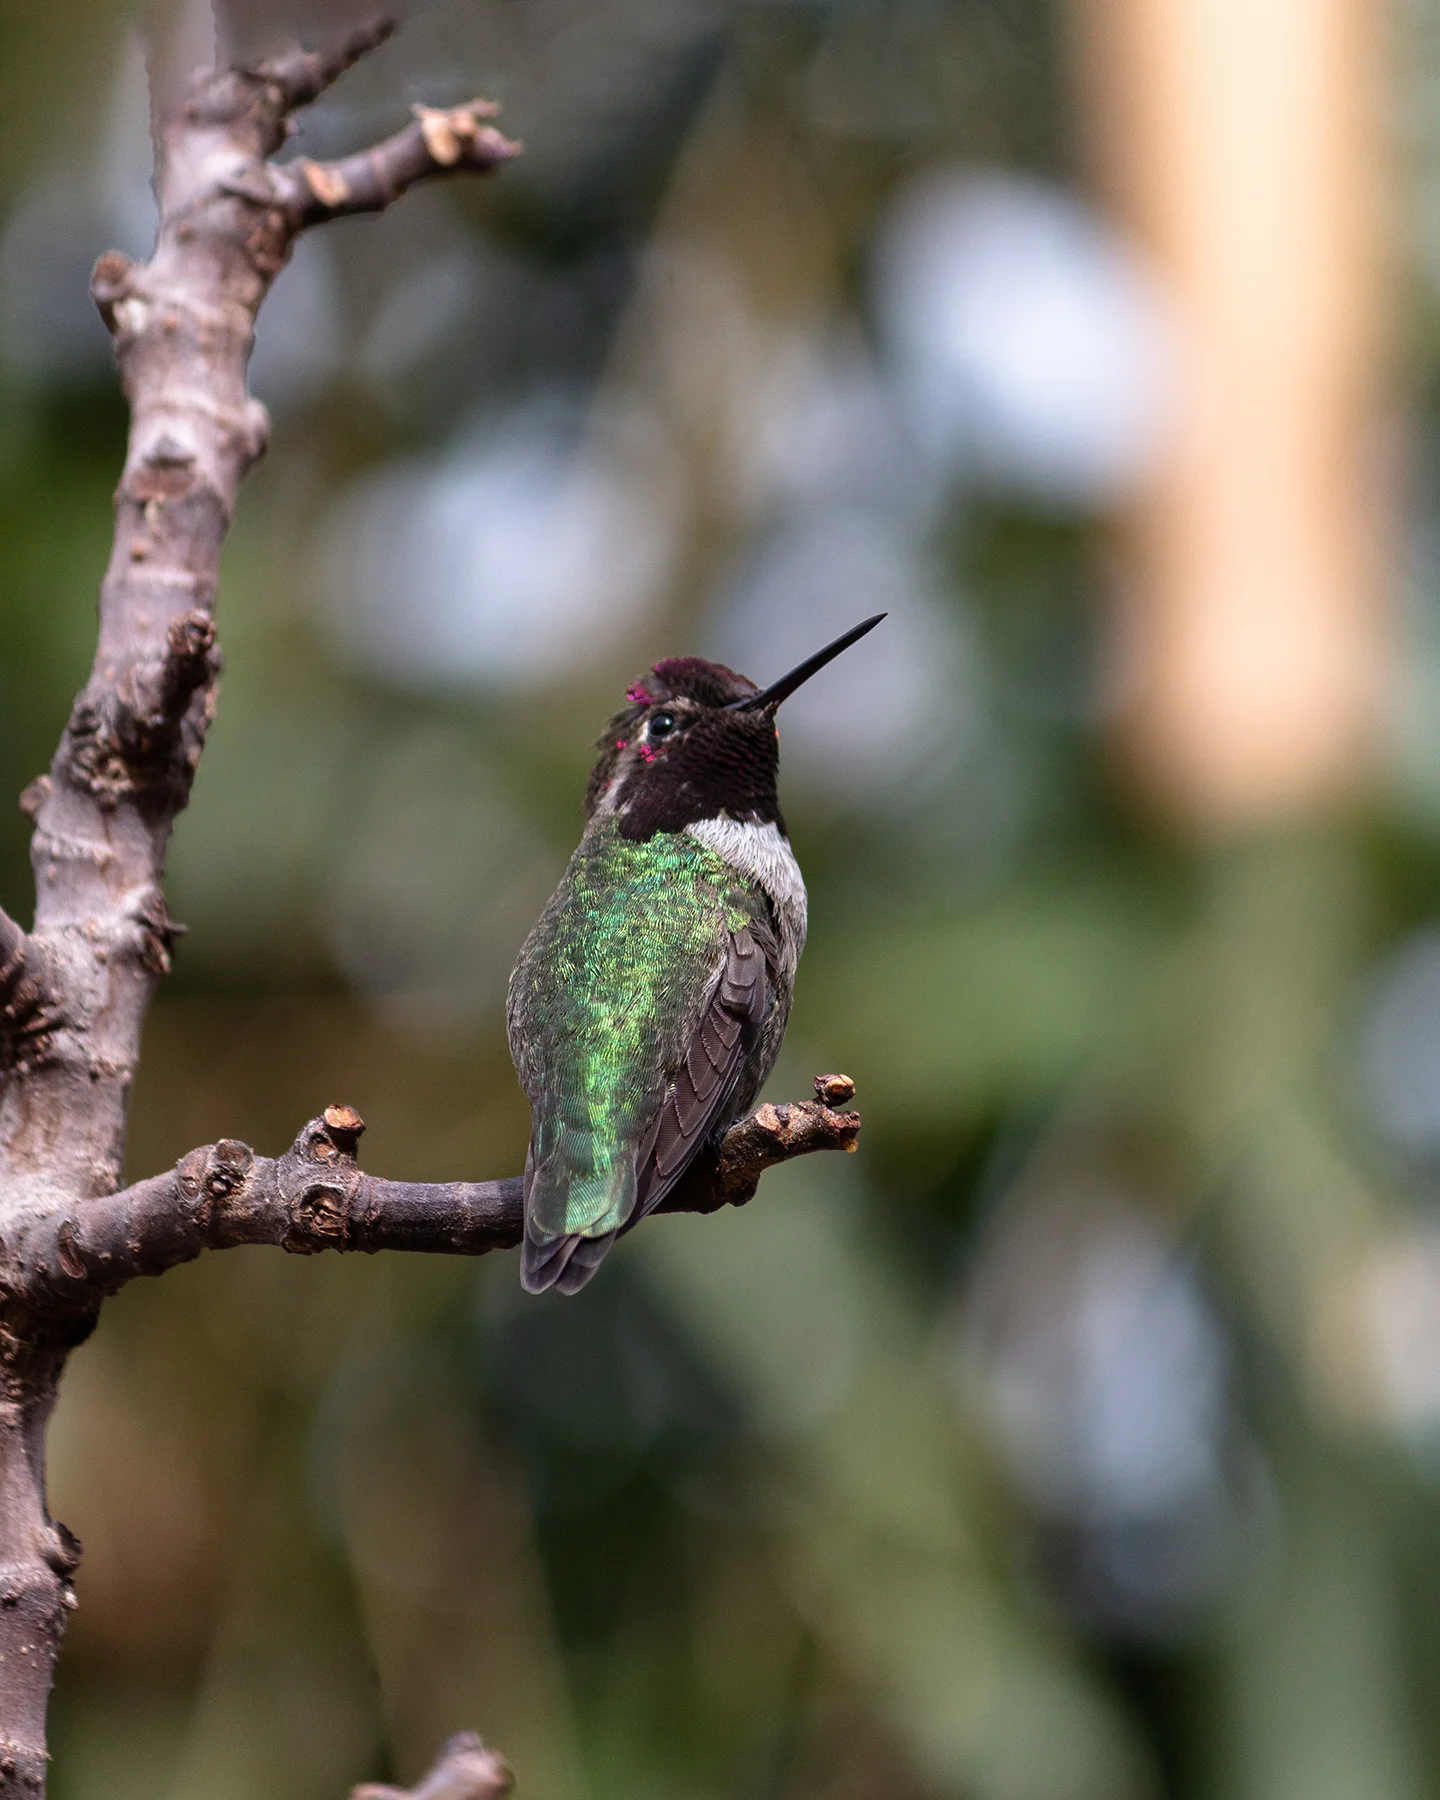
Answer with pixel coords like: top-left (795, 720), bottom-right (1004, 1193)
top-left (647, 711), bottom-right (677, 740)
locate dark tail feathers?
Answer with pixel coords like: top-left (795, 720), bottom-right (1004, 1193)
top-left (520, 1227), bottom-right (617, 1294)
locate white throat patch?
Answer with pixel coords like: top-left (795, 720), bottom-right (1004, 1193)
top-left (685, 816), bottom-right (807, 948)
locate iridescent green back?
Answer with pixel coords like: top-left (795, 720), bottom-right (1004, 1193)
top-left (507, 821), bottom-right (760, 1243)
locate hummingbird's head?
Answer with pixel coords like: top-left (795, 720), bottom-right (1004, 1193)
top-left (584, 615), bottom-right (885, 841)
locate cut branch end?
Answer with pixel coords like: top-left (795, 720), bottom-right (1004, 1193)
top-left (352, 1732), bottom-right (513, 1800)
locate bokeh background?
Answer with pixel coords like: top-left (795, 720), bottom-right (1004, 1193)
top-left (4, 0), bottom-right (1440, 1795)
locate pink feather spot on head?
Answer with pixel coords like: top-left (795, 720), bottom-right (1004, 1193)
top-left (637, 742), bottom-right (657, 763)
top-left (626, 683), bottom-right (653, 705)
top-left (614, 738), bottom-right (628, 750)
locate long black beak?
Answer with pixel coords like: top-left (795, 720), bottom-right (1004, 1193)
top-left (726, 613), bottom-right (887, 712)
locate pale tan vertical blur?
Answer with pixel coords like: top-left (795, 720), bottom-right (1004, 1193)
top-left (1075, 0), bottom-right (1389, 830)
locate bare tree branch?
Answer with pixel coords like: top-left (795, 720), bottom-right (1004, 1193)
top-left (661, 1072), bottom-right (862, 1213)
top-left (352, 1733), bottom-right (514, 1800)
top-left (10, 1079), bottom-right (862, 1316)
top-left (0, 21), bottom-right (520, 1793)
top-left (252, 15), bottom-right (397, 107)
top-left (0, 24), bottom-right (516, 1204)
top-left (270, 103), bottom-right (520, 225)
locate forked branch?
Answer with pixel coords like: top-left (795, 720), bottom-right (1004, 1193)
top-left (0, 19), bottom-right (524, 1797)
top-left (0, 11), bottom-right (519, 1207)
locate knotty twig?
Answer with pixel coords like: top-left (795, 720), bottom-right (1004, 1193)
top-left (0, 908), bottom-right (53, 1060)
top-left (0, 908), bottom-right (25, 990)
top-left (0, 12), bottom-right (861, 1796)
top-left (352, 1733), bottom-right (513, 1800)
top-left (269, 101), bottom-right (517, 224)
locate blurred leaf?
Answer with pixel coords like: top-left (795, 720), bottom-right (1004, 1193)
top-left (804, 884), bottom-right (1162, 1132)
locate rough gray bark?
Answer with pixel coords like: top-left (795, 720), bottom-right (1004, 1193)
top-left (0, 17), bottom-right (863, 1798)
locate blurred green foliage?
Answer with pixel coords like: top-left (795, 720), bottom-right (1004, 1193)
top-left (8, 4), bottom-right (1440, 1800)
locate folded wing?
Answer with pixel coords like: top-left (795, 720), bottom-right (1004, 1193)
top-left (520, 923), bottom-right (771, 1294)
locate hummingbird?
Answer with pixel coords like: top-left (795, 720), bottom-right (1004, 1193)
top-left (507, 614), bottom-right (885, 1294)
